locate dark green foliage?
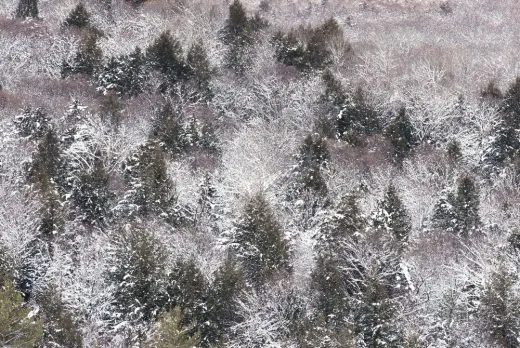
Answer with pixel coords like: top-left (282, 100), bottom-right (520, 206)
top-left (151, 102), bottom-right (184, 154)
top-left (166, 259), bottom-right (207, 327)
top-left (61, 32), bottom-right (103, 78)
top-left (292, 134), bottom-right (330, 198)
top-left (99, 92), bottom-right (123, 131)
top-left (310, 255), bottom-right (351, 326)
top-left (97, 47), bottom-right (146, 97)
top-left (221, 0), bottom-right (267, 73)
top-left (14, 107), bottom-right (50, 139)
top-left (202, 255), bottom-right (244, 345)
top-left (235, 192), bottom-right (291, 287)
top-left (127, 0), bottom-right (146, 7)
top-left (146, 31), bottom-right (188, 86)
top-left (122, 141), bottom-right (178, 219)
top-left (15, 238), bottom-right (50, 301)
top-left (39, 289), bottom-right (84, 348)
top-left (322, 69), bottom-right (348, 107)
top-left (70, 150), bottom-right (111, 226)
top-left (26, 128), bottom-right (65, 191)
top-left (373, 185), bottom-right (412, 245)
top-left (63, 3), bottom-right (90, 28)
top-left (16, 0), bottom-right (38, 18)
top-left (273, 18), bottom-right (345, 71)
top-left (186, 41), bottom-right (213, 100)
top-left (38, 182), bottom-right (64, 239)
top-left (483, 77), bottom-right (520, 168)
top-left (433, 175), bottom-right (480, 237)
top-left (384, 107), bottom-right (417, 165)
top-left (446, 139), bottom-right (462, 163)
top-left (480, 269), bottom-right (520, 348)
top-left (109, 224), bottom-right (167, 326)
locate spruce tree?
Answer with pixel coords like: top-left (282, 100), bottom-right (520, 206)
top-left (108, 224), bottom-right (168, 328)
top-left (480, 269), bottom-right (520, 348)
top-left (147, 307), bottom-right (200, 348)
top-left (14, 107), bottom-right (50, 139)
top-left (272, 30), bottom-right (307, 70)
top-left (202, 254), bottom-right (244, 345)
top-left (122, 141), bottom-right (178, 219)
top-left (16, 0), bottom-right (38, 19)
top-left (235, 193), bottom-right (291, 287)
top-left (373, 185), bottom-right (412, 245)
top-left (384, 107), bottom-right (417, 165)
top-left (186, 41), bottom-right (213, 100)
top-left (292, 133), bottom-right (329, 198)
top-left (97, 47), bottom-right (146, 97)
top-left (62, 32), bottom-right (103, 78)
top-left (63, 2), bottom-right (90, 28)
top-left (146, 31), bottom-right (187, 86)
top-left (150, 102), bottom-right (185, 155)
top-left (70, 150), bottom-right (111, 226)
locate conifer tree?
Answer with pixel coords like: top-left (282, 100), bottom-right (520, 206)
top-left (166, 259), bottom-right (207, 327)
top-left (16, 0), bottom-right (38, 19)
top-left (480, 269), bottom-right (520, 348)
top-left (306, 18), bottom-right (341, 70)
top-left (70, 150), bottom-right (111, 226)
top-left (150, 101), bottom-right (184, 154)
top-left (97, 47), bottom-right (146, 97)
top-left (0, 279), bottom-right (43, 346)
top-left (186, 41), bottom-right (213, 100)
top-left (122, 141), bottom-right (178, 219)
top-left (432, 175), bottom-right (480, 237)
top-left (62, 32), bottom-right (103, 78)
top-left (373, 185), bottom-right (412, 245)
top-left (292, 133), bottom-right (329, 198)
top-left (14, 107), bottom-right (50, 139)
top-left (202, 254), bottom-right (244, 345)
top-left (385, 107), bottom-right (417, 165)
top-left (146, 31), bottom-right (187, 86)
top-left (108, 224), bottom-right (168, 328)
top-left (272, 30), bottom-right (307, 70)
top-left (222, 0), bottom-right (250, 45)
top-left (63, 2), bottom-right (90, 28)
top-left (38, 289), bottom-right (83, 348)
top-left (235, 193), bottom-right (291, 287)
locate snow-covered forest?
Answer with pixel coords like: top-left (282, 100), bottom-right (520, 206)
top-left (1, 0), bottom-right (520, 346)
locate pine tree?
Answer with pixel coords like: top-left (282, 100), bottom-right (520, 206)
top-left (373, 185), bottom-right (412, 245)
top-left (150, 102), bottom-right (185, 155)
top-left (292, 133), bottom-right (329, 198)
top-left (221, 0), bottom-right (250, 45)
top-left (384, 107), bottom-right (417, 165)
top-left (202, 254), bottom-right (244, 345)
top-left (166, 259), bottom-right (207, 327)
top-left (432, 175), bottom-right (480, 237)
top-left (108, 224), bottom-right (168, 328)
top-left (62, 32), bottom-right (103, 78)
top-left (122, 141), bottom-right (178, 219)
top-left (146, 31), bottom-right (187, 86)
top-left (306, 18), bottom-right (342, 70)
top-left (235, 193), bottom-right (291, 287)
top-left (14, 107), bottom-right (50, 139)
top-left (97, 47), bottom-right (146, 97)
top-left (480, 269), bottom-right (520, 348)
top-left (70, 150), bottom-right (111, 226)
top-left (38, 289), bottom-right (83, 348)
top-left (0, 279), bottom-right (43, 346)
top-left (16, 0), bottom-right (38, 19)
top-left (147, 307), bottom-right (200, 348)
top-left (63, 2), bottom-right (90, 28)
top-left (186, 41), bottom-right (213, 100)
top-left (272, 30), bottom-right (307, 70)
top-left (99, 92), bottom-right (123, 131)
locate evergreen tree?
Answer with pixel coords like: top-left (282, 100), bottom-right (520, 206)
top-left (70, 150), bottom-right (111, 226)
top-left (0, 279), bottom-right (43, 346)
top-left (384, 107), bottom-right (417, 165)
top-left (37, 181), bottom-right (64, 239)
top-left (202, 254), bottom-right (244, 345)
top-left (147, 307), bottom-right (200, 348)
top-left (146, 31), bottom-right (187, 86)
top-left (306, 18), bottom-right (342, 70)
top-left (373, 185), bottom-right (412, 245)
top-left (446, 139), bottom-right (462, 163)
top-left (150, 102), bottom-right (184, 154)
top-left (14, 107), bottom-right (50, 139)
top-left (186, 41), bottom-right (213, 100)
top-left (62, 32), bottom-right (103, 78)
top-left (108, 224), bottom-right (168, 329)
top-left (235, 193), bottom-right (291, 287)
top-left (337, 87), bottom-right (380, 144)
top-left (99, 92), bottom-right (123, 131)
top-left (221, 0), bottom-right (251, 45)
top-left (310, 255), bottom-right (351, 327)
top-left (16, 0), bottom-right (38, 19)
top-left (63, 2), bottom-right (90, 28)
top-left (97, 47), bottom-right (146, 97)
top-left (166, 259), bottom-right (207, 327)
top-left (39, 289), bottom-right (83, 348)
top-left (480, 269), bottom-right (520, 348)
top-left (14, 238), bottom-right (50, 302)
top-left (121, 141), bottom-right (178, 219)
top-left (292, 133), bottom-right (329, 198)
top-left (432, 175), bottom-right (480, 237)
top-left (272, 30), bottom-right (307, 70)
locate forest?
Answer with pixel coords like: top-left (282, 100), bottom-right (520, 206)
top-left (0, 0), bottom-right (520, 346)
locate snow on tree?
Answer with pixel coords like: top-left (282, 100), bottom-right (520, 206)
top-left (234, 192), bottom-right (291, 287)
top-left (146, 306), bottom-right (200, 348)
top-left (63, 2), bottom-right (91, 29)
top-left (14, 107), bottom-right (51, 140)
top-left (372, 184), bottom-right (412, 246)
top-left (97, 47), bottom-right (146, 97)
